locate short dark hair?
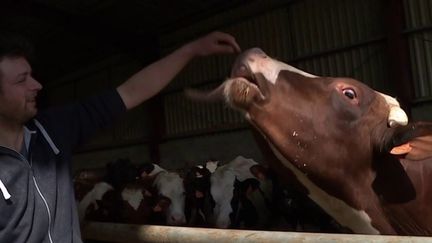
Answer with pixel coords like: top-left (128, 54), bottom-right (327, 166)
top-left (0, 31), bottom-right (34, 87)
top-left (0, 31), bottom-right (34, 62)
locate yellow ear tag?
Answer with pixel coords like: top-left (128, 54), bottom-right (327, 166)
top-left (390, 143), bottom-right (412, 155)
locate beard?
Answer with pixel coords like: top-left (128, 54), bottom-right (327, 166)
top-left (22, 103), bottom-right (38, 122)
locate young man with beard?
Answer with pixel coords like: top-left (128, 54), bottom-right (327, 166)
top-left (0, 31), bottom-right (240, 243)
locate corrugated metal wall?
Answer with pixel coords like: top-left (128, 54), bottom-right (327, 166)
top-left (404, 0), bottom-right (432, 100)
top-left (164, 84), bottom-right (244, 137)
top-left (42, 0), bottom-right (431, 169)
top-left (286, 0), bottom-right (390, 92)
top-left (46, 55), bottom-right (156, 171)
top-left (161, 0), bottom-right (393, 137)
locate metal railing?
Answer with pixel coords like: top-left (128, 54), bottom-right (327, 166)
top-left (82, 222), bottom-right (432, 243)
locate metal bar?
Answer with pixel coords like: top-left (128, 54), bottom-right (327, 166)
top-left (82, 222), bottom-right (432, 243)
top-left (384, 0), bottom-right (414, 116)
top-left (288, 36), bottom-right (385, 64)
top-left (74, 123), bottom-right (249, 154)
top-left (412, 96), bottom-right (432, 104)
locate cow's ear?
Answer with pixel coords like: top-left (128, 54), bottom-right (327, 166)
top-left (393, 135), bottom-right (432, 161)
top-left (387, 122), bottom-right (432, 161)
top-left (250, 165), bottom-right (268, 180)
top-left (153, 197), bottom-right (171, 212)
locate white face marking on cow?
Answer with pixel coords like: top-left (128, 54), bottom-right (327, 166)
top-left (121, 188), bottom-right (144, 211)
top-left (148, 164), bottom-right (166, 176)
top-left (265, 140), bottom-right (380, 234)
top-left (205, 160), bottom-right (219, 173)
top-left (210, 156), bottom-right (262, 228)
top-left (229, 156), bottom-right (259, 181)
top-left (78, 182), bottom-right (113, 221)
top-left (153, 171), bottom-right (186, 225)
top-left (210, 164), bottom-right (236, 228)
top-left (245, 54), bottom-right (317, 85)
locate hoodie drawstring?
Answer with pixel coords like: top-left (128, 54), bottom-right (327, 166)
top-left (0, 179), bottom-right (11, 200)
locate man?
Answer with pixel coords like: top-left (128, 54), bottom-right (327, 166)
top-left (0, 31), bottom-right (240, 243)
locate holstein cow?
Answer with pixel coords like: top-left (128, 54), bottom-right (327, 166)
top-left (73, 167), bottom-right (107, 205)
top-left (187, 48), bottom-right (432, 235)
top-left (75, 158), bottom-right (137, 223)
top-left (76, 161), bottom-right (186, 226)
top-left (139, 163), bottom-right (186, 226)
top-left (210, 156), bottom-right (272, 229)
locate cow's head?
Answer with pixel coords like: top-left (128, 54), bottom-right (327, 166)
top-left (187, 48), bottom-right (408, 192)
top-left (186, 48), bottom-right (431, 234)
top-left (153, 171), bottom-right (186, 226)
top-left (138, 163), bottom-right (186, 226)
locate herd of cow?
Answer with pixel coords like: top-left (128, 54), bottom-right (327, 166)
top-left (75, 48), bottom-right (432, 236)
top-left (74, 156), bottom-right (344, 232)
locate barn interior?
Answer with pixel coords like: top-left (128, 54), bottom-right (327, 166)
top-left (1, 0), bottom-right (432, 241)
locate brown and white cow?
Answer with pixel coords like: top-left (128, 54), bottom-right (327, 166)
top-left (75, 159), bottom-right (137, 223)
top-left (187, 48), bottom-right (432, 235)
top-left (210, 156), bottom-right (272, 229)
top-left (76, 161), bottom-right (186, 226)
top-left (126, 163), bottom-right (187, 226)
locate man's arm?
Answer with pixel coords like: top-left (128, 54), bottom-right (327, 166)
top-left (117, 31), bottom-right (241, 110)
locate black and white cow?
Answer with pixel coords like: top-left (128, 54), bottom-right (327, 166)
top-left (210, 156), bottom-right (272, 228)
top-left (76, 161), bottom-right (186, 226)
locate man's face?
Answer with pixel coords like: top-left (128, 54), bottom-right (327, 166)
top-left (0, 56), bottom-right (42, 124)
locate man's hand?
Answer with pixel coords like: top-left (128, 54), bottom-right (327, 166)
top-left (117, 31), bottom-right (241, 110)
top-left (184, 31), bottom-right (241, 57)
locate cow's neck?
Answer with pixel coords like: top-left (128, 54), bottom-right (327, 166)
top-left (265, 141), bottom-right (381, 234)
top-left (245, 97), bottom-right (398, 234)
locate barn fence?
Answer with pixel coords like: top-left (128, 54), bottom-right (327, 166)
top-left (82, 222), bottom-right (432, 243)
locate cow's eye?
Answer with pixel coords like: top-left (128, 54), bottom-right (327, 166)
top-left (342, 88), bottom-right (356, 99)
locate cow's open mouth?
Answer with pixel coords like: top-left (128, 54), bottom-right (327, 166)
top-left (240, 74), bottom-right (260, 92)
top-left (228, 62), bottom-right (267, 102)
top-left (230, 63), bottom-right (259, 88)
top-left (185, 55), bottom-right (265, 108)
top-left (184, 65), bottom-right (264, 108)
top-left (223, 77), bottom-right (265, 109)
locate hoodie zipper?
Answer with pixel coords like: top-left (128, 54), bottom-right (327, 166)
top-left (28, 153), bottom-right (54, 243)
top-left (0, 146), bottom-right (54, 243)
top-left (32, 176), bottom-right (54, 243)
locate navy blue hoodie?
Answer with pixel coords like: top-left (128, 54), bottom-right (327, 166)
top-left (0, 89), bottom-right (126, 243)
